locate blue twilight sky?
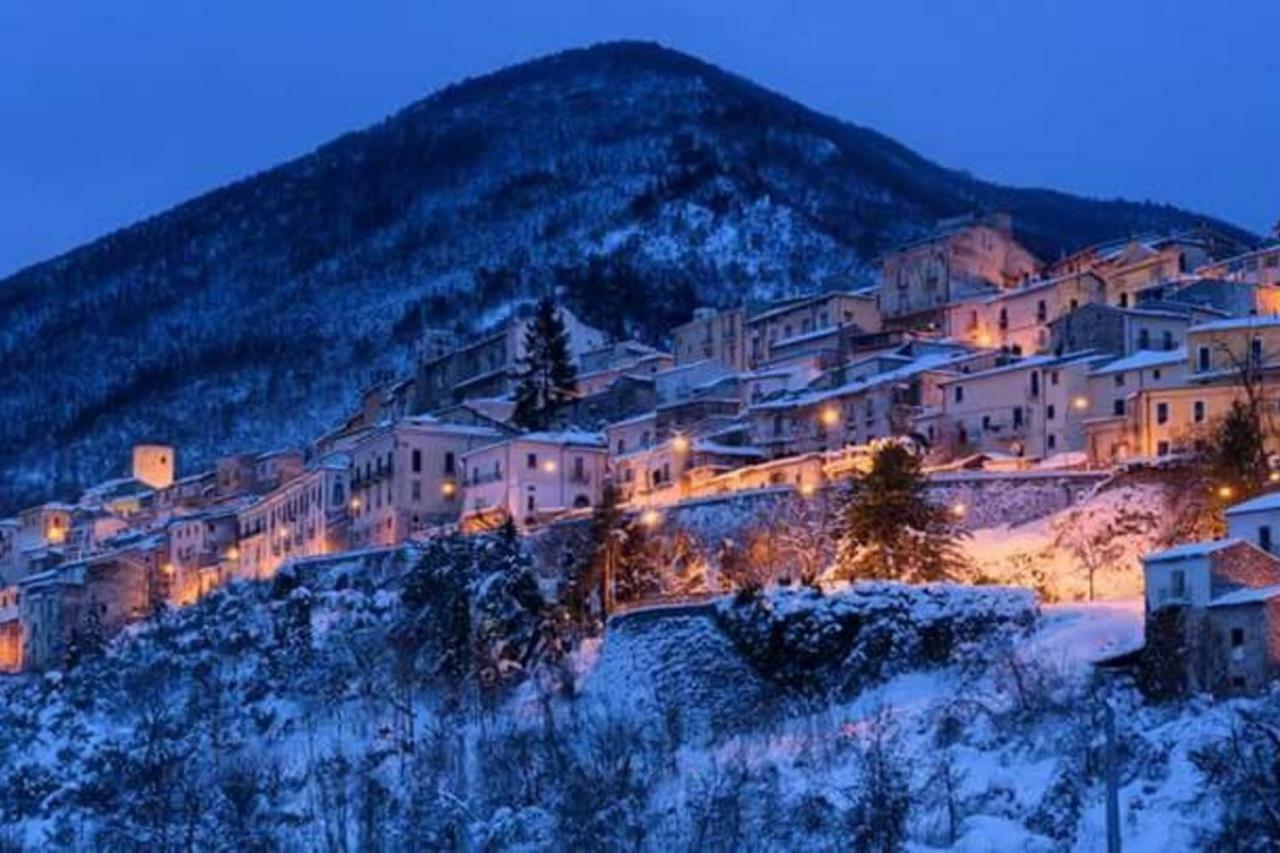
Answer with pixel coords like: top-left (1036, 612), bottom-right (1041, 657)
top-left (1, 0), bottom-right (1277, 277)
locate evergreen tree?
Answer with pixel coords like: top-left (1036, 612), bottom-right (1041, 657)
top-left (569, 481), bottom-right (623, 619)
top-left (512, 298), bottom-right (578, 429)
top-left (834, 441), bottom-right (968, 583)
top-left (1211, 399), bottom-right (1269, 500)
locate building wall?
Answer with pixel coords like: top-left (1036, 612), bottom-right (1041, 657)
top-left (948, 272), bottom-right (1106, 354)
top-left (1187, 322), bottom-right (1280, 376)
top-left (237, 465), bottom-right (349, 580)
top-left (462, 439), bottom-right (608, 528)
top-left (132, 444), bottom-right (176, 490)
top-left (880, 220), bottom-right (1040, 321)
top-left (1205, 600), bottom-right (1280, 693)
top-left (672, 307), bottom-right (747, 371)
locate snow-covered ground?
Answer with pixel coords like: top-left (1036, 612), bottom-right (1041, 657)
top-left (962, 480), bottom-right (1177, 602)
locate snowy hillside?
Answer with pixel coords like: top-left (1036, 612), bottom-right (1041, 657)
top-left (1, 535), bottom-right (1274, 850)
top-left (0, 41), bottom-right (1255, 514)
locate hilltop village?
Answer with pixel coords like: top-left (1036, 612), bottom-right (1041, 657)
top-left (5, 212), bottom-right (1280, 689)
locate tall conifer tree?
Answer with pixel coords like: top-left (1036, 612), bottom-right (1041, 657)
top-left (512, 297), bottom-right (578, 430)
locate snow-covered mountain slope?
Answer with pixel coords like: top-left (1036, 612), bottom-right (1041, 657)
top-left (0, 41), bottom-right (1254, 513)
top-left (1, 542), bottom-right (1265, 850)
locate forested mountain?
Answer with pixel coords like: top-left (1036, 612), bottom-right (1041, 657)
top-left (0, 40), bottom-right (1253, 512)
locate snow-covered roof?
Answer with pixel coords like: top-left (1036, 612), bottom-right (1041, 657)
top-left (770, 326), bottom-right (842, 350)
top-left (1225, 491), bottom-right (1280, 516)
top-left (400, 415), bottom-right (506, 438)
top-left (605, 410), bottom-right (658, 429)
top-left (514, 430), bottom-right (606, 448)
top-left (1090, 348), bottom-right (1186, 376)
top-left (691, 440), bottom-right (765, 459)
top-left (1190, 315), bottom-right (1280, 334)
top-left (1209, 584), bottom-right (1280, 608)
top-left (751, 350), bottom-right (976, 412)
top-left (1143, 538), bottom-right (1242, 563)
top-left (937, 351), bottom-right (1101, 386)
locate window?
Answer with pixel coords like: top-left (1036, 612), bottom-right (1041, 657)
top-left (773, 414), bottom-right (783, 437)
top-left (1194, 401), bottom-right (1205, 423)
top-left (954, 385), bottom-right (964, 404)
top-left (1252, 337), bottom-right (1264, 367)
top-left (1153, 368), bottom-right (1162, 380)
top-left (411, 480), bottom-right (422, 501)
top-left (1069, 298), bottom-right (1079, 311)
top-left (1198, 346), bottom-right (1211, 373)
top-left (412, 449), bottom-right (422, 473)
top-left (1047, 434), bottom-right (1057, 450)
top-left (982, 415), bottom-right (992, 431)
top-left (444, 452), bottom-right (455, 475)
top-left (1119, 292), bottom-right (1129, 308)
top-left (1030, 371), bottom-right (1040, 397)
top-left (1113, 399), bottom-right (1126, 416)
top-left (1231, 628), bottom-right (1245, 648)
top-left (1036, 300), bottom-right (1047, 322)
top-left (527, 494), bottom-right (535, 512)
top-left (1050, 371), bottom-right (1060, 386)
top-left (1046, 404), bottom-right (1056, 420)
top-left (998, 308), bottom-right (1008, 330)
top-left (1157, 440), bottom-right (1170, 456)
top-left (1157, 402), bottom-right (1169, 424)
top-left (1261, 525), bottom-right (1273, 553)
top-left (574, 456), bottom-right (585, 479)
top-left (527, 453), bottom-right (537, 470)
top-left (1171, 569), bottom-right (1186, 598)
top-left (1162, 330), bottom-right (1174, 350)
top-left (1114, 373), bottom-right (1125, 388)
top-left (1012, 407), bottom-right (1024, 428)
top-left (1138, 329), bottom-right (1150, 350)
top-left (617, 439), bottom-right (625, 455)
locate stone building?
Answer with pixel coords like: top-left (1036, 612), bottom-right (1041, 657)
top-left (878, 213), bottom-right (1041, 329)
top-left (460, 431), bottom-right (609, 530)
top-left (1142, 537), bottom-right (1280, 694)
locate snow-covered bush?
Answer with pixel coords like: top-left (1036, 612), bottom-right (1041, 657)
top-left (714, 582), bottom-right (1037, 693)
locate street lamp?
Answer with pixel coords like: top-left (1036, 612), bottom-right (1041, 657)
top-left (820, 406), bottom-right (840, 427)
top-left (672, 434), bottom-right (690, 453)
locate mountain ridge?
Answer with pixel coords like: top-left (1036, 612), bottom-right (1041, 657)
top-left (0, 39), bottom-right (1255, 514)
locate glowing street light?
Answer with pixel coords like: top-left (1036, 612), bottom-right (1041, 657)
top-left (1217, 485), bottom-right (1235, 500)
top-left (951, 502), bottom-right (968, 518)
top-left (1270, 471), bottom-right (1280, 484)
top-left (1072, 396), bottom-right (1089, 411)
top-left (350, 496), bottom-right (362, 511)
top-left (672, 434), bottom-right (690, 453)
top-left (542, 459), bottom-right (558, 473)
top-left (820, 406), bottom-right (841, 427)
top-left (799, 481), bottom-right (817, 497)
top-left (440, 480), bottom-right (457, 497)
top-left (640, 508), bottom-right (662, 528)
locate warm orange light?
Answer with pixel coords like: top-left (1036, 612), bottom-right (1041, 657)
top-left (542, 459), bottom-right (557, 473)
top-left (820, 406), bottom-right (840, 427)
top-left (976, 333), bottom-right (993, 347)
top-left (672, 435), bottom-right (691, 453)
top-left (951, 502), bottom-right (968, 518)
top-left (1270, 471), bottom-right (1280, 484)
top-left (350, 497), bottom-right (362, 511)
top-left (441, 481), bottom-right (457, 497)
top-left (226, 546), bottom-right (240, 561)
top-left (277, 527), bottom-right (290, 540)
top-left (1072, 396), bottom-right (1089, 411)
top-left (161, 562), bottom-right (175, 576)
top-left (1217, 485), bottom-right (1235, 500)
top-left (640, 508), bottom-right (662, 528)
top-left (799, 482), bottom-right (817, 497)
top-left (46, 527), bottom-right (66, 544)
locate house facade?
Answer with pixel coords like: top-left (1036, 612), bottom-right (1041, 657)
top-left (460, 431), bottom-right (609, 529)
top-left (879, 214), bottom-right (1041, 327)
top-left (1142, 538), bottom-right (1280, 693)
top-left (348, 419), bottom-right (506, 548)
top-left (236, 456), bottom-right (351, 580)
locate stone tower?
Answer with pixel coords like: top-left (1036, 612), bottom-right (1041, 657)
top-left (132, 444), bottom-right (176, 490)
